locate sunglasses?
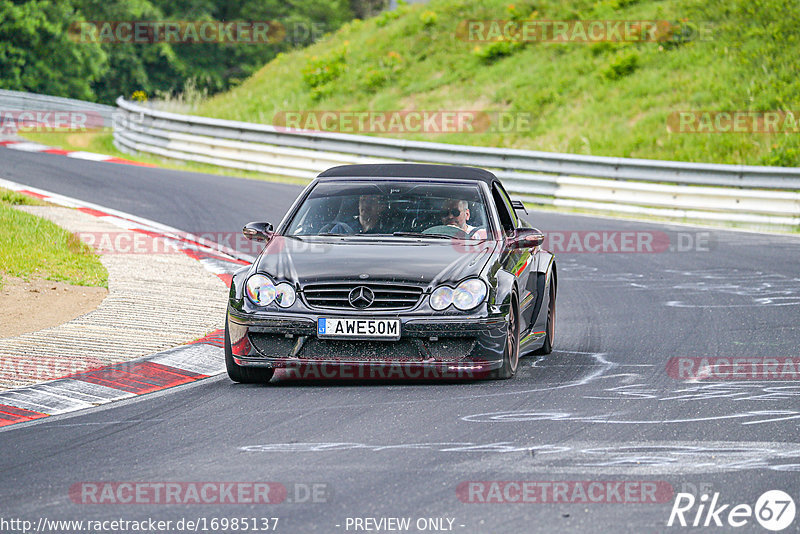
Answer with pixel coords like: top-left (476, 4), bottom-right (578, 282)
top-left (440, 208), bottom-right (462, 217)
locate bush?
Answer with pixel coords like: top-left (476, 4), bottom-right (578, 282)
top-left (310, 83), bottom-right (337, 101)
top-left (375, 9), bottom-right (400, 27)
top-left (602, 51), bottom-right (639, 80)
top-left (302, 47), bottom-right (348, 90)
top-left (419, 10), bottom-right (438, 26)
top-left (363, 69), bottom-right (389, 90)
top-left (760, 145), bottom-right (800, 167)
top-left (473, 40), bottom-right (522, 64)
top-left (360, 51), bottom-right (404, 92)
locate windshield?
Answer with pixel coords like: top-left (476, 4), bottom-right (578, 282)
top-left (285, 181), bottom-right (491, 240)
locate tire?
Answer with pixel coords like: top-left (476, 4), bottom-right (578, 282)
top-left (490, 297), bottom-right (520, 380)
top-left (534, 276), bottom-right (556, 355)
top-left (225, 319), bottom-right (275, 384)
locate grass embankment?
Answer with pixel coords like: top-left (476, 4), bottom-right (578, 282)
top-left (195, 0), bottom-right (800, 167)
top-left (0, 189), bottom-right (107, 289)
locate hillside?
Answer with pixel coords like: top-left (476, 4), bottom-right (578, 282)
top-left (196, 0), bottom-right (800, 166)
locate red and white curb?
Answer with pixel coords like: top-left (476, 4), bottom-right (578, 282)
top-left (0, 342), bottom-right (225, 427)
top-left (0, 339), bottom-right (226, 428)
top-left (0, 179), bottom-right (253, 429)
top-left (0, 139), bottom-right (155, 167)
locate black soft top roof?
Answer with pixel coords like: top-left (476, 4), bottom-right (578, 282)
top-left (317, 164), bottom-right (498, 185)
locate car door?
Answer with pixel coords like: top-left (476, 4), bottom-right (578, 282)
top-left (491, 182), bottom-right (537, 334)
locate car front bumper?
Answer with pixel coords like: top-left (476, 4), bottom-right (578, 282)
top-left (227, 309), bottom-right (508, 378)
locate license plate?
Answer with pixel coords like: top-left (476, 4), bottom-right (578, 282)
top-left (317, 318), bottom-right (400, 340)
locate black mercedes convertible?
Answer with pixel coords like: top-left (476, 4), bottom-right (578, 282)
top-left (225, 163), bottom-right (556, 382)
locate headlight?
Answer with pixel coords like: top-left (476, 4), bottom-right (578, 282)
top-left (430, 286), bottom-right (453, 311)
top-left (430, 278), bottom-right (487, 311)
top-left (274, 283), bottom-right (296, 308)
top-left (453, 278), bottom-right (487, 311)
top-left (245, 274), bottom-right (276, 306)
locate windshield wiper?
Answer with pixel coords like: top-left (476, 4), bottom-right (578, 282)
top-left (392, 232), bottom-right (453, 239)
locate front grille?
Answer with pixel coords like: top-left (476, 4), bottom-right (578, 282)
top-left (298, 338), bottom-right (423, 361)
top-left (302, 282), bottom-right (423, 310)
top-left (296, 337), bottom-right (475, 362)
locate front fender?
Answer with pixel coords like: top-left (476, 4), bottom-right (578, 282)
top-left (530, 258), bottom-right (556, 335)
top-left (495, 269), bottom-right (517, 314)
top-left (229, 265), bottom-right (251, 303)
top-left (533, 249), bottom-right (555, 276)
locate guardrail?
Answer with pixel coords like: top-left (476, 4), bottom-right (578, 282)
top-left (0, 89), bottom-right (116, 122)
top-left (109, 97), bottom-right (795, 227)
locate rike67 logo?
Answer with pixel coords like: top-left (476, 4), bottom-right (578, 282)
top-left (668, 490), bottom-right (795, 531)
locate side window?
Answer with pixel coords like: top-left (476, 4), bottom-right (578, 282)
top-left (491, 183), bottom-right (518, 235)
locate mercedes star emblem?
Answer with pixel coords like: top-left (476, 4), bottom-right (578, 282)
top-left (348, 286), bottom-right (375, 308)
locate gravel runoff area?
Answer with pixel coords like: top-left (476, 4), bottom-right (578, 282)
top-left (0, 205), bottom-right (228, 391)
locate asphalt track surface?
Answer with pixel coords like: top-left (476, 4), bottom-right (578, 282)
top-left (2, 148), bottom-right (800, 533)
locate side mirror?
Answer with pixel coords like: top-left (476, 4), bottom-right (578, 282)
top-left (508, 227), bottom-right (544, 249)
top-left (242, 222), bottom-right (274, 242)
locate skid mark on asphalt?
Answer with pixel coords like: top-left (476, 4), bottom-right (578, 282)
top-left (237, 440), bottom-right (800, 474)
top-left (560, 261), bottom-right (800, 307)
top-left (585, 382), bottom-right (800, 402)
top-left (254, 351), bottom-right (618, 412)
top-left (460, 409), bottom-right (800, 426)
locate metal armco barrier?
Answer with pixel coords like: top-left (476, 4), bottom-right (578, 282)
top-left (112, 98), bottom-right (800, 226)
top-left (0, 89), bottom-right (116, 122)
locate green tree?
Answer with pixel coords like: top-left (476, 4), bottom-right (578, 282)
top-left (73, 0), bottom-right (185, 103)
top-left (151, 0), bottom-right (353, 94)
top-left (0, 0), bottom-right (106, 100)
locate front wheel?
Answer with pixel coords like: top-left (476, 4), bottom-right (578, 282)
top-left (490, 298), bottom-right (520, 380)
top-left (225, 319), bottom-right (274, 384)
top-left (534, 277), bottom-right (556, 355)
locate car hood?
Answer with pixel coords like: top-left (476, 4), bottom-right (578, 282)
top-left (254, 236), bottom-right (498, 287)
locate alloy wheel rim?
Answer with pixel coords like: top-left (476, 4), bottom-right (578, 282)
top-left (507, 306), bottom-right (519, 371)
top-left (548, 290), bottom-right (555, 346)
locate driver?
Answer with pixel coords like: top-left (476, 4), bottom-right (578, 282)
top-left (440, 198), bottom-right (487, 239)
top-left (441, 199), bottom-right (476, 233)
top-left (358, 194), bottom-right (390, 233)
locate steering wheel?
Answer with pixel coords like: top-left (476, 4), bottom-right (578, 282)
top-left (318, 221), bottom-right (356, 235)
top-left (423, 224), bottom-right (469, 238)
